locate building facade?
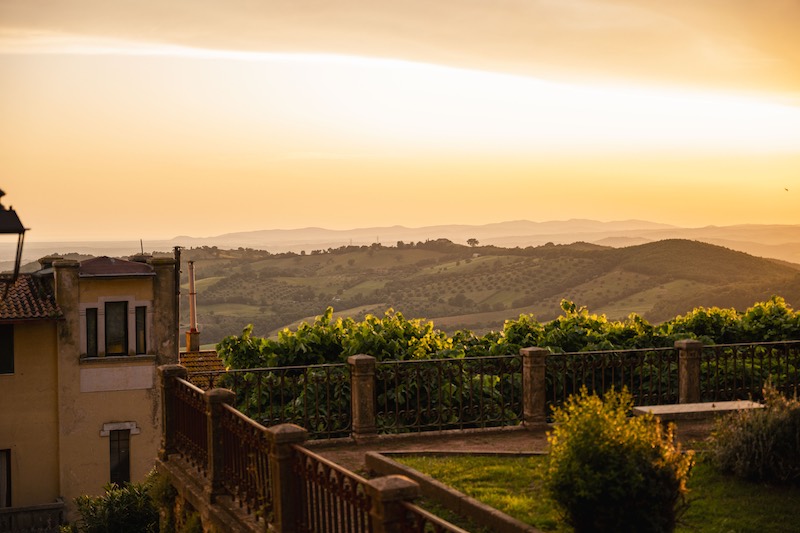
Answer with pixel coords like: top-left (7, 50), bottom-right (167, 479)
top-left (0, 254), bottom-right (178, 524)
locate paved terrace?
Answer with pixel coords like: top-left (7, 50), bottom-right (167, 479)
top-left (306, 419), bottom-right (715, 473)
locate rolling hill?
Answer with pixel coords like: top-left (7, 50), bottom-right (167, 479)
top-left (175, 238), bottom-right (800, 346)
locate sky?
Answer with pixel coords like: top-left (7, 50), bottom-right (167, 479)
top-left (1, 0), bottom-right (799, 241)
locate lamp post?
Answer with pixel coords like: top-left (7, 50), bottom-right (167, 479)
top-left (0, 190), bottom-right (27, 298)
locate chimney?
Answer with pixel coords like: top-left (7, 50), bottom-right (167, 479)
top-left (130, 253), bottom-right (152, 264)
top-left (185, 260), bottom-right (200, 352)
top-left (38, 255), bottom-right (64, 270)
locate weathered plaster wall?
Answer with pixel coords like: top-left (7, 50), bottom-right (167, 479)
top-left (53, 259), bottom-right (176, 520)
top-left (0, 321), bottom-right (60, 507)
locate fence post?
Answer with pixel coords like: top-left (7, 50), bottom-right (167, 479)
top-left (367, 475), bottom-right (421, 533)
top-left (676, 339), bottom-right (703, 404)
top-left (266, 424), bottom-right (309, 533)
top-left (158, 364), bottom-right (188, 461)
top-left (348, 354), bottom-right (378, 442)
top-left (205, 387), bottom-right (235, 503)
top-left (521, 347), bottom-right (549, 428)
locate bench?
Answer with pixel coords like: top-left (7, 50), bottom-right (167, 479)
top-left (632, 400), bottom-right (764, 421)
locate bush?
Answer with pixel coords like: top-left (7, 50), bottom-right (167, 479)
top-left (545, 387), bottom-right (694, 533)
top-left (72, 471), bottom-right (159, 533)
top-left (711, 384), bottom-right (800, 484)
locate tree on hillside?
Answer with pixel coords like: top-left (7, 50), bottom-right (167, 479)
top-left (467, 238), bottom-right (479, 247)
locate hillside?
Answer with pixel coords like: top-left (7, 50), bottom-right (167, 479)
top-left (9, 221), bottom-right (800, 270)
top-left (177, 239), bottom-right (800, 346)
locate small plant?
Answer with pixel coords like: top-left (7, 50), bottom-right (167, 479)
top-left (545, 387), bottom-right (694, 533)
top-left (72, 470), bottom-right (160, 533)
top-left (711, 383), bottom-right (800, 484)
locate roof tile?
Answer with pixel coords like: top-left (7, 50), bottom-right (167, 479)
top-left (180, 350), bottom-right (226, 389)
top-left (0, 275), bottom-right (62, 321)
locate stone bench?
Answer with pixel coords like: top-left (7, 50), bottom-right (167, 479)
top-left (632, 400), bottom-right (764, 421)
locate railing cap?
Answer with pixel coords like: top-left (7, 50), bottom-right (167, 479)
top-left (674, 339), bottom-right (704, 350)
top-left (159, 364), bottom-right (188, 379)
top-left (368, 475), bottom-right (420, 501)
top-left (520, 347), bottom-right (549, 357)
top-left (266, 423), bottom-right (309, 444)
top-left (347, 353), bottom-right (376, 369)
top-left (205, 387), bottom-right (235, 404)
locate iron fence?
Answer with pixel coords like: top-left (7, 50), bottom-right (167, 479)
top-left (192, 364), bottom-right (352, 439)
top-left (700, 341), bottom-right (800, 401)
top-left (172, 378), bottom-right (208, 472)
top-left (291, 445), bottom-right (372, 533)
top-left (546, 347), bottom-right (679, 412)
top-left (218, 404), bottom-right (272, 519)
top-left (375, 355), bottom-right (522, 433)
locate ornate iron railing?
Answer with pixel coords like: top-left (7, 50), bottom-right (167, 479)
top-left (546, 347), bottom-right (679, 411)
top-left (398, 501), bottom-right (471, 533)
top-left (172, 377), bottom-right (208, 472)
top-left (218, 404), bottom-right (272, 519)
top-left (700, 341), bottom-right (800, 401)
top-left (291, 445), bottom-right (372, 533)
top-left (193, 364), bottom-right (351, 439)
top-left (375, 355), bottom-right (522, 433)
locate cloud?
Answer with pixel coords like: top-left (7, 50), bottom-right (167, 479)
top-left (1, 0), bottom-right (798, 93)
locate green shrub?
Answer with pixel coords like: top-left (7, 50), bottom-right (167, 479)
top-left (73, 470), bottom-right (159, 533)
top-left (545, 387), bottom-right (694, 533)
top-left (711, 384), bottom-right (800, 484)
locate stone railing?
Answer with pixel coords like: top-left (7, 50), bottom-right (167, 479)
top-left (158, 365), bottom-right (467, 533)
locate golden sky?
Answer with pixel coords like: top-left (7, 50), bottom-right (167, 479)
top-left (1, 0), bottom-right (799, 241)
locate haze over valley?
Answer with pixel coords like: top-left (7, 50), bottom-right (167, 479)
top-left (3, 2), bottom-right (800, 346)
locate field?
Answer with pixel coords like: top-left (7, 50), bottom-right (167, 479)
top-left (173, 239), bottom-right (800, 347)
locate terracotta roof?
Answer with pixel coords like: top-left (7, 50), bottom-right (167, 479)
top-left (79, 256), bottom-right (154, 277)
top-left (180, 350), bottom-right (226, 389)
top-left (0, 274), bottom-right (62, 321)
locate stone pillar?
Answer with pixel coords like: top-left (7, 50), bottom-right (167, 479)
top-left (151, 257), bottom-right (178, 365)
top-left (348, 354), bottom-right (378, 442)
top-left (521, 347), bottom-right (549, 428)
top-left (367, 475), bottom-right (421, 533)
top-left (205, 387), bottom-right (235, 503)
top-left (676, 339), bottom-right (703, 404)
top-left (266, 424), bottom-right (309, 533)
top-left (158, 364), bottom-right (188, 461)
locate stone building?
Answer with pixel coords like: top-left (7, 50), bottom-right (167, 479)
top-left (0, 254), bottom-right (178, 525)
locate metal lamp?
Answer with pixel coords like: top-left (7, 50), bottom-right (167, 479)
top-left (0, 190), bottom-right (27, 297)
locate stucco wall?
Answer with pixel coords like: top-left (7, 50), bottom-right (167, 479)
top-left (78, 278), bottom-right (153, 304)
top-left (54, 260), bottom-right (173, 520)
top-left (0, 321), bottom-right (60, 507)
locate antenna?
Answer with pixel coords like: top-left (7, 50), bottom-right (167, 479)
top-left (140, 239), bottom-right (144, 254)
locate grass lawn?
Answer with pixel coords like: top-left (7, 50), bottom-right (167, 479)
top-left (395, 454), bottom-right (800, 533)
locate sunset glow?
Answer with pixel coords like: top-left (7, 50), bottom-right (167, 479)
top-left (1, 2), bottom-right (799, 241)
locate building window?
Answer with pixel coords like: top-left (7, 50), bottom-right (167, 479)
top-left (81, 300), bottom-right (150, 357)
top-left (135, 306), bottom-right (147, 355)
top-left (0, 449), bottom-right (10, 508)
top-left (109, 430), bottom-right (130, 486)
top-left (105, 302), bottom-right (128, 356)
top-left (86, 308), bottom-right (98, 357)
top-left (0, 325), bottom-right (12, 374)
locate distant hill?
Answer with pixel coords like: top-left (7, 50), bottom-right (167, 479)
top-left (8, 219), bottom-right (800, 265)
top-left (171, 238), bottom-right (800, 346)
